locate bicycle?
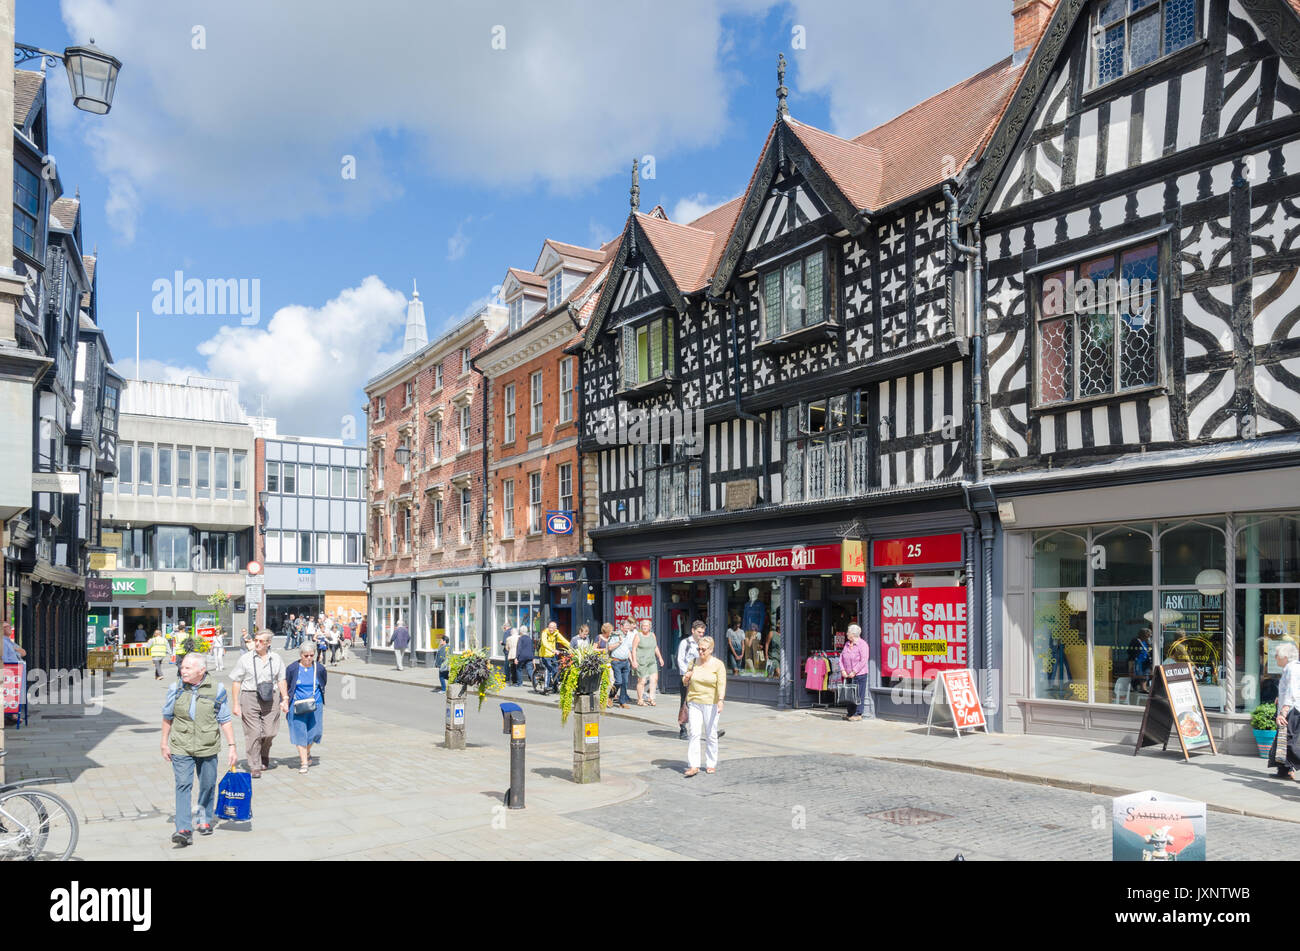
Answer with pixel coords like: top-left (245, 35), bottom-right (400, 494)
top-left (531, 649), bottom-right (571, 695)
top-left (0, 750), bottom-right (79, 861)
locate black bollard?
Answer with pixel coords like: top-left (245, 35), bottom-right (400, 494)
top-left (499, 702), bottom-right (526, 809)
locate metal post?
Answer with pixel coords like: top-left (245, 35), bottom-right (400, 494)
top-left (499, 702), bottom-right (525, 809)
top-left (572, 693), bottom-right (600, 783)
top-left (444, 682), bottom-right (466, 749)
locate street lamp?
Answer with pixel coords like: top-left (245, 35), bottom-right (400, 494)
top-left (393, 445), bottom-right (412, 467)
top-left (15, 40), bottom-right (122, 115)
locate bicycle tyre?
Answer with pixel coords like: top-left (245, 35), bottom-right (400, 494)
top-left (531, 663), bottom-right (547, 695)
top-left (0, 789), bottom-right (79, 861)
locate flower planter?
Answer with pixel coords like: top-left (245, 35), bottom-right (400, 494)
top-left (1255, 728), bottom-right (1278, 760)
top-left (577, 671), bottom-right (603, 697)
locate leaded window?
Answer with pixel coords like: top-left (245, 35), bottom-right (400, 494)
top-left (784, 391), bottom-right (870, 502)
top-left (643, 442), bottom-right (702, 521)
top-left (1092, 0), bottom-right (1200, 88)
top-left (760, 248), bottom-right (830, 339)
top-left (620, 314), bottom-right (676, 390)
top-left (1036, 240), bottom-right (1161, 406)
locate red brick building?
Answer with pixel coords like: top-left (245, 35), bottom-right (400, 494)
top-left (364, 297), bottom-right (506, 664)
top-left (476, 239), bottom-right (611, 640)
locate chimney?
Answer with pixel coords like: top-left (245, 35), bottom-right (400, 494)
top-left (1012, 0), bottom-right (1054, 63)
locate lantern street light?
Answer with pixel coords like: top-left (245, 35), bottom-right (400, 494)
top-left (15, 39), bottom-right (122, 115)
top-left (393, 445), bottom-right (412, 467)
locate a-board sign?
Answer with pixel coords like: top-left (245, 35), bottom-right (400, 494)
top-left (1134, 661), bottom-right (1218, 760)
top-left (2, 662), bottom-right (23, 714)
top-left (925, 669), bottom-right (988, 737)
top-left (1112, 790), bottom-right (1206, 861)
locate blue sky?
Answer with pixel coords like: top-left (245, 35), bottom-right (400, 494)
top-left (29, 1), bottom-right (1011, 439)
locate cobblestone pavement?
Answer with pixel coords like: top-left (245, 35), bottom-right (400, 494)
top-left (567, 754), bottom-right (1300, 861)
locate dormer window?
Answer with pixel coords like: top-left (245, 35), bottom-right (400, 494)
top-left (755, 244), bottom-right (837, 354)
top-left (1092, 0), bottom-right (1199, 88)
top-left (620, 313), bottom-right (676, 395)
top-left (509, 297), bottom-right (524, 333)
top-left (548, 271), bottom-right (563, 310)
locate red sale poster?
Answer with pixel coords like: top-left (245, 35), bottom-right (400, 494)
top-left (880, 586), bottom-right (968, 680)
top-left (3, 663), bottom-right (23, 714)
top-left (613, 595), bottom-right (653, 626)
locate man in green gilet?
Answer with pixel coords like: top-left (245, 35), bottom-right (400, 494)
top-left (161, 653), bottom-right (237, 846)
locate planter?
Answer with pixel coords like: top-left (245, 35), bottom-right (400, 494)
top-left (1255, 728), bottom-right (1278, 760)
top-left (577, 670), bottom-right (603, 697)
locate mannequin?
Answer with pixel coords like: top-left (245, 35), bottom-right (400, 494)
top-left (742, 587), bottom-right (766, 635)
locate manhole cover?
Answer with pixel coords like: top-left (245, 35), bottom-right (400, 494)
top-left (867, 807), bottom-right (951, 826)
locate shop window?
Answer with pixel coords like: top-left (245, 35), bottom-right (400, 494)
top-left (1035, 241), bottom-right (1162, 406)
top-left (722, 578), bottom-right (782, 680)
top-left (1093, 523), bottom-right (1153, 586)
top-left (1031, 530), bottom-right (1088, 588)
top-left (783, 392), bottom-right (869, 503)
top-left (496, 590), bottom-right (540, 639)
top-left (1233, 513), bottom-right (1300, 712)
top-left (643, 442), bottom-right (701, 522)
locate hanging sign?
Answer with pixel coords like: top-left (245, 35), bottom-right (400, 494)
top-left (546, 512), bottom-right (575, 535)
top-left (880, 586), bottom-right (969, 680)
top-left (872, 533), bottom-right (963, 568)
top-left (1112, 791), bottom-right (1206, 862)
top-left (87, 551), bottom-right (117, 571)
top-left (841, 539), bottom-right (865, 587)
top-left (85, 578), bottom-right (114, 602)
top-left (1134, 661), bottom-right (1218, 760)
top-left (926, 669), bottom-right (988, 737)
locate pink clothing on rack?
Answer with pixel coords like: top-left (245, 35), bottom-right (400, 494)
top-left (805, 656), bottom-right (829, 690)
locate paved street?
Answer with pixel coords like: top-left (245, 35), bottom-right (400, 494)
top-left (5, 650), bottom-right (1300, 860)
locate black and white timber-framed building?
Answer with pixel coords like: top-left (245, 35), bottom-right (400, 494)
top-left (970, 0), bottom-right (1300, 752)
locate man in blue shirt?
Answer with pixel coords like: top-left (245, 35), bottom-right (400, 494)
top-left (161, 653), bottom-right (237, 846)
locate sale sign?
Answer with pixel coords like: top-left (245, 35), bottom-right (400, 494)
top-left (3, 663), bottom-right (23, 714)
top-left (938, 669), bottom-right (986, 730)
top-left (614, 595), bottom-right (653, 626)
top-left (880, 586), bottom-right (968, 680)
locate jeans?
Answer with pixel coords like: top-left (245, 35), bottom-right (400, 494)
top-left (438, 670), bottom-right (448, 691)
top-left (686, 703), bottom-right (721, 770)
top-left (849, 674), bottom-right (871, 718)
top-left (542, 657), bottom-right (558, 691)
top-left (611, 659), bottom-right (631, 703)
top-left (171, 753), bottom-right (217, 832)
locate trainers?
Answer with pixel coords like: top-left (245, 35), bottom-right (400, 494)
top-left (197, 823), bottom-right (213, 836)
top-left (171, 830), bottom-right (193, 846)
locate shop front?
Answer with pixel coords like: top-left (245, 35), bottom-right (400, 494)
top-left (90, 574), bottom-right (248, 643)
top-left (540, 561), bottom-right (602, 638)
top-left (416, 572), bottom-right (482, 658)
top-left (490, 567), bottom-right (542, 658)
top-left (368, 579), bottom-right (411, 656)
top-left (999, 466), bottom-right (1300, 755)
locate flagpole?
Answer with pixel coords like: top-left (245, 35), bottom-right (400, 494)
top-left (135, 310), bottom-right (140, 381)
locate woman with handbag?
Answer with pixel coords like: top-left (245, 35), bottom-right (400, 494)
top-left (285, 641), bottom-right (327, 774)
top-left (838, 624), bottom-right (871, 721)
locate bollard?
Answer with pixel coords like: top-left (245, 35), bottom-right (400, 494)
top-left (444, 682), bottom-right (467, 750)
top-left (572, 693), bottom-right (601, 783)
top-left (499, 702), bottom-right (526, 809)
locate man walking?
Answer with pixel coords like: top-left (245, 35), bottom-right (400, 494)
top-left (537, 621), bottom-right (569, 694)
top-left (161, 653), bottom-right (237, 846)
top-left (391, 617), bottom-right (411, 671)
top-left (514, 627), bottom-right (534, 687)
top-left (282, 613), bottom-right (297, 650)
top-left (677, 620), bottom-right (705, 739)
top-left (504, 626), bottom-right (520, 686)
top-left (148, 628), bottom-right (170, 680)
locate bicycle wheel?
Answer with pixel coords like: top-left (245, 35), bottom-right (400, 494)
top-left (0, 789), bottom-right (79, 861)
top-left (531, 663), bottom-right (547, 694)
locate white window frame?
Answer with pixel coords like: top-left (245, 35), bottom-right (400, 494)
top-left (547, 271), bottom-right (563, 310)
top-left (459, 405), bottom-right (471, 451)
top-left (504, 384), bottom-right (516, 443)
top-left (530, 371), bottom-right (543, 435)
top-left (559, 358), bottom-right (574, 423)
top-left (558, 463), bottom-right (573, 514)
top-left (509, 297), bottom-right (524, 333)
top-left (502, 479), bottom-right (515, 539)
top-left (528, 471), bottom-right (542, 534)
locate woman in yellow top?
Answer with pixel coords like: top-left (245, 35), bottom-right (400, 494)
top-left (681, 636), bottom-right (726, 777)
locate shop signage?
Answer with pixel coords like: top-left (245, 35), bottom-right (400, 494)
top-left (3, 662), bottom-right (23, 714)
top-left (197, 626), bottom-right (218, 643)
top-left (926, 669), bottom-right (988, 737)
top-left (583, 722), bottom-right (599, 745)
top-left (548, 568), bottom-right (579, 585)
top-left (31, 471), bottom-right (80, 493)
top-left (85, 578), bottom-right (113, 602)
top-left (297, 566), bottom-right (315, 591)
top-left (1266, 615), bottom-right (1300, 673)
top-left (658, 543), bottom-right (840, 580)
top-left (880, 586), bottom-right (969, 680)
top-left (87, 551), bottom-right (117, 571)
top-left (100, 531), bottom-right (122, 548)
top-left (614, 595), bottom-right (653, 625)
top-left (1134, 661), bottom-right (1218, 761)
top-left (545, 511), bottom-right (574, 535)
top-left (1112, 791), bottom-right (1206, 861)
top-left (872, 533), bottom-right (963, 569)
top-left (841, 539), bottom-right (865, 587)
top-left (724, 479), bottom-right (757, 511)
top-left (112, 578), bottom-right (147, 596)
top-left (608, 560), bottom-right (652, 582)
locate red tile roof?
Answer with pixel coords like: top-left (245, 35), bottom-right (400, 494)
top-left (786, 119), bottom-right (883, 209)
top-left (543, 239), bottom-right (606, 264)
top-left (506, 266), bottom-right (546, 290)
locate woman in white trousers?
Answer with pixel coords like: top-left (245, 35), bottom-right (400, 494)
top-left (681, 636), bottom-right (727, 777)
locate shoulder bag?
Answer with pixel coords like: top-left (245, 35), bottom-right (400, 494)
top-left (293, 663), bottom-right (318, 715)
top-left (255, 655), bottom-right (275, 704)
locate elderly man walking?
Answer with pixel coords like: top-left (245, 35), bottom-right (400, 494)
top-left (229, 631), bottom-right (288, 778)
top-left (161, 653), bottom-right (237, 846)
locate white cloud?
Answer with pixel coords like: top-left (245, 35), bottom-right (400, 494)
top-left (57, 0), bottom-right (773, 239)
top-left (446, 218), bottom-right (472, 262)
top-left (119, 277), bottom-right (409, 439)
top-left (671, 193), bottom-right (736, 225)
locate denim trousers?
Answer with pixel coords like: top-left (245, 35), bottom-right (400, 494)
top-left (542, 657), bottom-right (559, 689)
top-left (171, 753), bottom-right (217, 832)
top-left (611, 659), bottom-right (631, 703)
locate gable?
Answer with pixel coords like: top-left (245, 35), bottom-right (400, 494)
top-left (611, 260), bottom-right (661, 310)
top-left (745, 171), bottom-right (832, 252)
top-left (971, 0), bottom-right (1300, 220)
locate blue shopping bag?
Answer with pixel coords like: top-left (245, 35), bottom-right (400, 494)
top-left (217, 769), bottom-right (252, 821)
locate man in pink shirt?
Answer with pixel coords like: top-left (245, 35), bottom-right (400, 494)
top-left (839, 624), bottom-right (871, 721)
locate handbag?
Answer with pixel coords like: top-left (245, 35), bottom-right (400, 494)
top-left (254, 655), bottom-right (275, 704)
top-left (292, 664), bottom-right (318, 715)
top-left (217, 769), bottom-right (253, 821)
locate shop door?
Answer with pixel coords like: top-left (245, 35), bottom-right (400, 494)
top-left (662, 581), bottom-right (709, 690)
top-left (798, 599), bottom-right (825, 703)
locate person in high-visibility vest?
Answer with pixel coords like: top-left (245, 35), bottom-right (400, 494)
top-left (149, 630), bottom-right (170, 681)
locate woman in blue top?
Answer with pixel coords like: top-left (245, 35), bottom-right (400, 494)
top-left (285, 641), bottom-right (327, 774)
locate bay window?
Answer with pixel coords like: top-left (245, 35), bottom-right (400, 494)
top-left (761, 246), bottom-right (830, 339)
top-left (621, 314), bottom-right (676, 393)
top-left (644, 442), bottom-right (702, 521)
top-left (783, 392), bottom-right (870, 503)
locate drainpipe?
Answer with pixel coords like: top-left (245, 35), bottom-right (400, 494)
top-left (711, 292), bottom-right (769, 500)
top-left (943, 184), bottom-right (984, 483)
top-left (469, 357), bottom-right (491, 656)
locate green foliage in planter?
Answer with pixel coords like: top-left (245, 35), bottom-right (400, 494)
top-left (1253, 702), bottom-right (1279, 731)
top-left (207, 588), bottom-right (230, 609)
top-left (449, 648), bottom-right (506, 711)
top-left (558, 646), bottom-right (613, 724)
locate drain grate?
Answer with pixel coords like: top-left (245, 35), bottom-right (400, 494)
top-left (867, 807), bottom-right (952, 826)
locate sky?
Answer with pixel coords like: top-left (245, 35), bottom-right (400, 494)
top-left (28, 0), bottom-right (1013, 441)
